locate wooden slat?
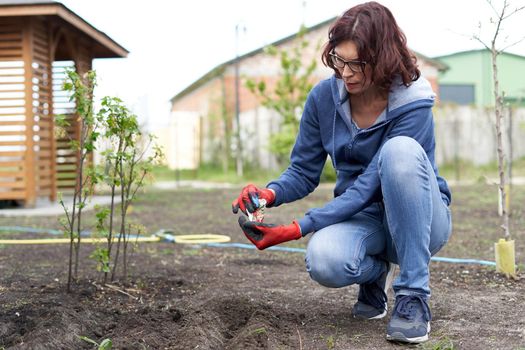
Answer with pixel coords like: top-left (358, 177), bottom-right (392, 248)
top-left (0, 49), bottom-right (23, 56)
top-left (0, 191), bottom-right (25, 199)
top-left (36, 85), bottom-right (51, 92)
top-left (0, 41), bottom-right (22, 49)
top-left (0, 121), bottom-right (25, 126)
top-left (57, 170), bottom-right (76, 177)
top-left (0, 131), bottom-right (24, 136)
top-left (36, 168), bottom-right (51, 175)
top-left (32, 51), bottom-right (48, 63)
top-left (0, 90), bottom-right (24, 94)
top-left (34, 33), bottom-right (47, 45)
top-left (0, 160), bottom-right (23, 167)
top-left (0, 151), bottom-right (24, 157)
top-left (0, 27), bottom-right (21, 32)
top-left (0, 25), bottom-right (22, 31)
top-left (0, 171), bottom-right (24, 177)
top-left (0, 181), bottom-right (25, 188)
top-left (36, 120), bottom-right (53, 127)
top-left (0, 33), bottom-right (23, 41)
top-left (0, 104), bottom-right (24, 108)
top-left (37, 159), bottom-right (52, 166)
top-left (33, 42), bottom-right (48, 54)
top-left (35, 132), bottom-right (52, 139)
top-left (0, 140), bottom-right (25, 146)
top-left (0, 96), bottom-right (24, 101)
top-left (0, 57), bottom-right (23, 62)
top-left (35, 90), bottom-right (51, 97)
top-left (36, 140), bottom-right (51, 148)
top-left (37, 178), bottom-right (52, 187)
top-left (36, 154), bottom-right (51, 160)
top-left (33, 44), bottom-right (48, 56)
top-left (33, 33), bottom-right (48, 44)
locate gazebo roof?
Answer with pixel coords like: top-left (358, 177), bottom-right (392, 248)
top-left (0, 0), bottom-right (128, 58)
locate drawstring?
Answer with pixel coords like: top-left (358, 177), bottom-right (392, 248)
top-left (332, 107), bottom-right (338, 170)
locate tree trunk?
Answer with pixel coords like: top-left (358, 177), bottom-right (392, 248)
top-left (491, 45), bottom-right (510, 240)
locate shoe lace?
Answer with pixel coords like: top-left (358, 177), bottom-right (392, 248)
top-left (394, 295), bottom-right (431, 321)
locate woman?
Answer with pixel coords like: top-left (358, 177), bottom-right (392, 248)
top-left (232, 1), bottom-right (451, 344)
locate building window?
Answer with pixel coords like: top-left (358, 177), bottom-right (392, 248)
top-left (439, 84), bottom-right (475, 105)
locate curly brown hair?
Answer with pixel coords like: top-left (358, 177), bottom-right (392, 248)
top-left (321, 1), bottom-right (420, 91)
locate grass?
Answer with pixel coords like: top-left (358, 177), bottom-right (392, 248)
top-left (153, 157), bottom-right (525, 185)
top-left (151, 164), bottom-right (281, 185)
top-left (417, 337), bottom-right (456, 350)
top-left (251, 327), bottom-right (267, 335)
top-left (439, 157), bottom-right (525, 183)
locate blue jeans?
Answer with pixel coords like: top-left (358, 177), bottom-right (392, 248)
top-left (305, 136), bottom-right (452, 297)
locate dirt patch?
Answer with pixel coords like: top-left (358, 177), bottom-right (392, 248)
top-left (0, 184), bottom-right (524, 349)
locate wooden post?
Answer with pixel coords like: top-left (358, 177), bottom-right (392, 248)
top-left (22, 19), bottom-right (36, 207)
top-left (48, 24), bottom-right (57, 201)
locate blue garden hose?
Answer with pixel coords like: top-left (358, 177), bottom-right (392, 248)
top-left (0, 226), bottom-right (497, 266)
top-left (205, 242), bottom-right (497, 266)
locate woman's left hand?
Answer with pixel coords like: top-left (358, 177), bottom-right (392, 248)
top-left (238, 216), bottom-right (301, 250)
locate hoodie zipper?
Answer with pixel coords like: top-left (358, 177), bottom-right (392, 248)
top-left (347, 119), bottom-right (393, 155)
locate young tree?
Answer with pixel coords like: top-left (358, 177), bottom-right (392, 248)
top-left (474, 0), bottom-right (524, 278)
top-left (245, 25), bottom-right (318, 166)
top-left (57, 70), bottom-right (101, 292)
top-left (97, 97), bottom-right (163, 283)
top-left (473, 0), bottom-right (525, 241)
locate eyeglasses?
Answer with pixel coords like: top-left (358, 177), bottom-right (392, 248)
top-left (329, 51), bottom-right (367, 73)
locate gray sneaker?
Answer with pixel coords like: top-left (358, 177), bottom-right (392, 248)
top-left (351, 261), bottom-right (396, 319)
top-left (386, 294), bottom-right (432, 343)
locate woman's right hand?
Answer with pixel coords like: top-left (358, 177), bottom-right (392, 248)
top-left (231, 184), bottom-right (275, 215)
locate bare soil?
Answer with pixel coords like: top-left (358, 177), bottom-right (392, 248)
top-left (0, 183), bottom-right (524, 349)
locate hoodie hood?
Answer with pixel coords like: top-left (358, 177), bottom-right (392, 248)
top-left (330, 75), bottom-right (436, 120)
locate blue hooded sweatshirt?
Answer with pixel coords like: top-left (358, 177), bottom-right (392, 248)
top-left (267, 75), bottom-right (451, 235)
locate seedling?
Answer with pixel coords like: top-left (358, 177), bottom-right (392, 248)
top-left (252, 327), bottom-right (267, 335)
top-left (79, 336), bottom-right (112, 350)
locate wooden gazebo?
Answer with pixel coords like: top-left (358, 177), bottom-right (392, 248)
top-left (0, 0), bottom-right (127, 207)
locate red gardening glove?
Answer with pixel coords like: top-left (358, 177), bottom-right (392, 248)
top-left (238, 216), bottom-right (301, 250)
top-left (232, 184), bottom-right (275, 216)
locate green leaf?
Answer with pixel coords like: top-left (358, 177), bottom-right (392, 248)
top-left (257, 81), bottom-right (266, 93)
top-left (99, 339), bottom-right (113, 350)
top-left (78, 336), bottom-right (98, 346)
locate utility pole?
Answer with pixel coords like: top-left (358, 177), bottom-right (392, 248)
top-left (234, 23), bottom-right (245, 177)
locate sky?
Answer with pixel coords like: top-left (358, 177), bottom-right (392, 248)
top-left (57, 0), bottom-right (525, 129)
